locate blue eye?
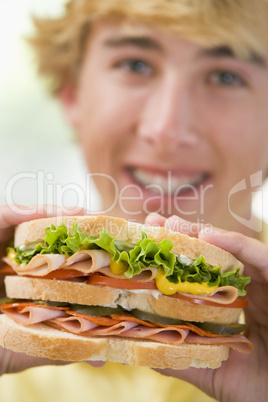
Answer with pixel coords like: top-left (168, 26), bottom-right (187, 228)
top-left (129, 60), bottom-right (147, 73)
top-left (219, 72), bottom-right (236, 84)
top-left (116, 59), bottom-right (153, 76)
top-left (208, 71), bottom-right (245, 87)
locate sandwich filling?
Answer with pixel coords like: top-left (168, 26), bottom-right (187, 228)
top-left (3, 222), bottom-right (250, 304)
top-left (0, 298), bottom-right (253, 354)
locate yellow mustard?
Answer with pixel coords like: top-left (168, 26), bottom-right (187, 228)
top-left (7, 248), bottom-right (16, 262)
top-left (155, 269), bottom-right (218, 296)
top-left (109, 260), bottom-right (128, 275)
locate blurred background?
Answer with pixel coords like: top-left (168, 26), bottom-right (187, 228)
top-left (0, 0), bottom-right (100, 211)
top-left (0, 0), bottom-right (266, 223)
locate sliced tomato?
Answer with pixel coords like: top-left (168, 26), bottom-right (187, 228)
top-left (1, 265), bottom-right (248, 308)
top-left (169, 292), bottom-right (248, 308)
top-left (87, 274), bottom-right (247, 308)
top-left (0, 301), bottom-right (35, 310)
top-left (87, 273), bottom-right (158, 290)
top-left (0, 265), bottom-right (16, 275)
top-left (66, 311), bottom-right (120, 326)
top-left (0, 301), bottom-right (68, 311)
top-left (43, 269), bottom-right (89, 280)
top-left (0, 264), bottom-right (89, 280)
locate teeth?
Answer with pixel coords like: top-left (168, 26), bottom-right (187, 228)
top-left (130, 168), bottom-right (206, 195)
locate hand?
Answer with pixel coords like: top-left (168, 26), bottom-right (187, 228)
top-left (0, 204), bottom-right (86, 374)
top-left (0, 204), bottom-right (87, 296)
top-left (145, 214), bottom-right (268, 402)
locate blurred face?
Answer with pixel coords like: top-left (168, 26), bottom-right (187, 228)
top-left (65, 21), bottom-right (268, 230)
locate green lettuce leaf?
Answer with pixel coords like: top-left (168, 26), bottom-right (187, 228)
top-left (13, 222), bottom-right (250, 296)
top-left (167, 254), bottom-right (249, 296)
top-left (113, 232), bottom-right (176, 278)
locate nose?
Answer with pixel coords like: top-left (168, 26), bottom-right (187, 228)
top-left (138, 75), bottom-right (199, 148)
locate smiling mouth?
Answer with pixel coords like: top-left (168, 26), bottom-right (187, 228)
top-left (126, 167), bottom-right (209, 195)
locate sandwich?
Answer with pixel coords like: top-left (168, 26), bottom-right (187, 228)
top-left (0, 215), bottom-right (253, 369)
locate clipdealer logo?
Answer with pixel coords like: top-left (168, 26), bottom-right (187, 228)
top-left (228, 170), bottom-right (263, 232)
top-left (5, 171), bottom-right (92, 216)
top-left (5, 169), bottom-right (265, 232)
top-left (4, 170), bottom-right (214, 217)
top-left (4, 171), bottom-right (121, 216)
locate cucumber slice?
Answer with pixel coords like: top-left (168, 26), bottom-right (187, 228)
top-left (41, 300), bottom-right (70, 307)
top-left (197, 322), bottom-right (246, 335)
top-left (0, 297), bottom-right (19, 306)
top-left (131, 309), bottom-right (185, 325)
top-left (70, 304), bottom-right (125, 316)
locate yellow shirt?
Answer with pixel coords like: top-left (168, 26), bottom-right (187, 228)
top-left (0, 362), bottom-right (215, 402)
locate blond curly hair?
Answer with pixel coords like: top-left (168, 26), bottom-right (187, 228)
top-left (29, 0), bottom-right (268, 94)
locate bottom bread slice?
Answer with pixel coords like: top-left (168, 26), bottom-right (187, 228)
top-left (0, 315), bottom-right (229, 369)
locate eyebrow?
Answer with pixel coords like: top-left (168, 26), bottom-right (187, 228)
top-left (200, 45), bottom-right (266, 67)
top-left (103, 35), bottom-right (163, 52)
top-left (102, 37), bottom-right (266, 67)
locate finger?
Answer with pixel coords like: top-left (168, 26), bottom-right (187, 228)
top-left (199, 228), bottom-right (268, 281)
top-left (86, 361), bottom-right (107, 368)
top-left (145, 213), bottom-right (166, 227)
top-left (0, 347), bottom-right (68, 375)
top-left (163, 215), bottom-right (206, 237)
top-left (0, 204), bottom-right (86, 230)
top-left (145, 214), bottom-right (205, 237)
top-left (154, 367), bottom-right (214, 399)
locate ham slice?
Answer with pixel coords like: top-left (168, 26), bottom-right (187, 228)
top-left (49, 316), bottom-right (99, 333)
top-left (49, 315), bottom-right (253, 350)
top-left (1, 303), bottom-right (253, 352)
top-left (49, 317), bottom-right (188, 345)
top-left (84, 321), bottom-right (139, 335)
top-left (179, 286), bottom-right (239, 305)
top-left (185, 333), bottom-right (253, 354)
top-left (2, 306), bottom-right (67, 326)
top-left (122, 325), bottom-right (189, 345)
top-left (3, 249), bottom-right (111, 277)
top-left (63, 250), bottom-right (111, 273)
top-left (3, 255), bottom-right (67, 276)
top-left (97, 267), bottom-right (158, 282)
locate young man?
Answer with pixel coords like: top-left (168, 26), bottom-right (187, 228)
top-left (0, 1), bottom-right (268, 401)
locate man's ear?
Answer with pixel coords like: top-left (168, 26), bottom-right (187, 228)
top-left (59, 83), bottom-right (80, 128)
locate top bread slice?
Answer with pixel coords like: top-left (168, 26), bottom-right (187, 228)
top-left (14, 215), bottom-right (243, 272)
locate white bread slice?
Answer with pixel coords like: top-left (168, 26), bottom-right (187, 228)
top-left (14, 215), bottom-right (243, 272)
top-left (4, 276), bottom-right (242, 324)
top-left (0, 314), bottom-right (229, 369)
